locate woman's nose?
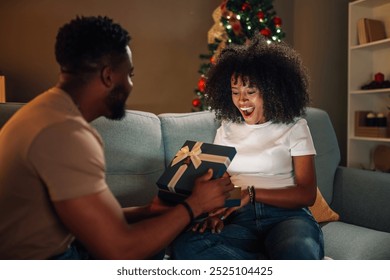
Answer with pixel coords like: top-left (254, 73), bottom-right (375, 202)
top-left (238, 93), bottom-right (247, 102)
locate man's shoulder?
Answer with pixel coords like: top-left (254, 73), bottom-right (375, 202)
top-left (3, 89), bottom-right (100, 150)
top-left (16, 88), bottom-right (90, 132)
top-left (24, 88), bottom-right (80, 119)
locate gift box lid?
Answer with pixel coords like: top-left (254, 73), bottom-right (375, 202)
top-left (156, 140), bottom-right (236, 196)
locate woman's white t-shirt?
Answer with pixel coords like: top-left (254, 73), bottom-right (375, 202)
top-left (214, 118), bottom-right (316, 189)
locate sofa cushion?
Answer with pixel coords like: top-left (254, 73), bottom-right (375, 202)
top-left (305, 108), bottom-right (341, 204)
top-left (322, 221), bottom-right (390, 259)
top-left (159, 111), bottom-right (221, 167)
top-left (92, 110), bottom-right (164, 207)
top-left (332, 166), bottom-right (390, 233)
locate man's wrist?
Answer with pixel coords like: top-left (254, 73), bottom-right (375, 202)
top-left (183, 197), bottom-right (203, 219)
top-left (178, 201), bottom-right (194, 223)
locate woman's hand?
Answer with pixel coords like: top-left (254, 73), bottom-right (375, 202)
top-left (186, 169), bottom-right (234, 218)
top-left (191, 215), bottom-right (225, 234)
top-left (191, 187), bottom-right (253, 233)
top-left (210, 187), bottom-right (251, 219)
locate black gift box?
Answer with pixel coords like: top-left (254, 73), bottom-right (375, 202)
top-left (157, 140), bottom-right (239, 207)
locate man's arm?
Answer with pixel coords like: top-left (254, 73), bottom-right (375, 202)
top-left (121, 197), bottom-right (174, 223)
top-left (54, 189), bottom-right (191, 259)
top-left (53, 169), bottom-right (233, 259)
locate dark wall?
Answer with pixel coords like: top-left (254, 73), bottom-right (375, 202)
top-left (0, 0), bottom-right (349, 164)
top-left (0, 0), bottom-right (221, 113)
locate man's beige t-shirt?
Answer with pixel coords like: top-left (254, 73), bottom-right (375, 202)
top-left (0, 88), bottom-right (108, 259)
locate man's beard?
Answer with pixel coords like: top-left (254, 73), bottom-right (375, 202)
top-left (105, 84), bottom-right (128, 120)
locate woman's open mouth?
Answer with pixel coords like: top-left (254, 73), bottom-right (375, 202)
top-left (240, 107), bottom-right (254, 118)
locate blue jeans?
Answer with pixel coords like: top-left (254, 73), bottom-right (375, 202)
top-left (50, 241), bottom-right (166, 260)
top-left (171, 203), bottom-right (324, 260)
top-left (50, 242), bottom-right (91, 260)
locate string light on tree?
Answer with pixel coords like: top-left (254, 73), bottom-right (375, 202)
top-left (192, 0), bottom-right (285, 111)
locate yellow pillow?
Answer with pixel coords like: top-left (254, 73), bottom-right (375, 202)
top-left (309, 188), bottom-right (339, 223)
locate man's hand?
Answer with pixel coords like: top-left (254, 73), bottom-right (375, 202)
top-left (210, 187), bottom-right (251, 220)
top-left (185, 169), bottom-right (234, 219)
top-left (192, 187), bottom-right (252, 234)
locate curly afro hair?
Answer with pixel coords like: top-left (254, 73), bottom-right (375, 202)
top-left (205, 34), bottom-right (310, 124)
top-left (55, 15), bottom-right (131, 73)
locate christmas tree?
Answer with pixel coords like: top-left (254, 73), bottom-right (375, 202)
top-left (192, 0), bottom-right (285, 111)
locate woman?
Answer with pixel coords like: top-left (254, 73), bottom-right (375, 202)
top-left (172, 35), bottom-right (324, 260)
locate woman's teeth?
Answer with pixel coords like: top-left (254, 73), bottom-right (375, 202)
top-left (241, 107), bottom-right (254, 116)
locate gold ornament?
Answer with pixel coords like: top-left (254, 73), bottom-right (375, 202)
top-left (207, 6), bottom-right (228, 61)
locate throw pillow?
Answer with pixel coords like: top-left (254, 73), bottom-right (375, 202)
top-left (309, 188), bottom-right (339, 223)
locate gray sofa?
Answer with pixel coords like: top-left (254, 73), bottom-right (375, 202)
top-left (1, 103), bottom-right (390, 259)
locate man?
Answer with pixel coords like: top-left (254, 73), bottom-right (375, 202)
top-left (0, 16), bottom-right (234, 259)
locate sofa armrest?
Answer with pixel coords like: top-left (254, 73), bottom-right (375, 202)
top-left (331, 166), bottom-right (390, 233)
top-left (0, 102), bottom-right (24, 128)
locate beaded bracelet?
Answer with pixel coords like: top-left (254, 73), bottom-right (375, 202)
top-left (248, 186), bottom-right (255, 204)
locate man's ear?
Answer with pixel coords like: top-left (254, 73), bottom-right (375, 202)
top-left (101, 66), bottom-right (113, 88)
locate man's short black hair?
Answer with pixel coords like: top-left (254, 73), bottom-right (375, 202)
top-left (55, 15), bottom-right (131, 73)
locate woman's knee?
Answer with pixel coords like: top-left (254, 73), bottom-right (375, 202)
top-left (265, 217), bottom-right (324, 260)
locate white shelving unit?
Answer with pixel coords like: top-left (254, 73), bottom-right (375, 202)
top-left (348, 0), bottom-right (390, 169)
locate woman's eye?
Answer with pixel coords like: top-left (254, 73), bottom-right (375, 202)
top-left (231, 91), bottom-right (239, 95)
top-left (248, 91), bottom-right (256, 95)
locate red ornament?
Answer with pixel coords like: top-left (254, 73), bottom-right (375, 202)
top-left (220, 0), bottom-right (227, 10)
top-left (375, 72), bottom-right (384, 83)
top-left (260, 28), bottom-right (271, 37)
top-left (257, 11), bottom-right (265, 21)
top-left (210, 56), bottom-right (216, 64)
top-left (232, 21), bottom-right (242, 35)
top-left (192, 98), bottom-right (201, 108)
top-left (273, 16), bottom-right (282, 26)
top-left (241, 2), bottom-right (251, 11)
top-left (198, 76), bottom-right (206, 92)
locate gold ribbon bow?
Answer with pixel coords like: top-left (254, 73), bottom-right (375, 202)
top-left (171, 141), bottom-right (203, 169)
top-left (167, 141), bottom-right (231, 192)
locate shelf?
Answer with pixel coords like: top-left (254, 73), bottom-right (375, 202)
top-left (348, 0), bottom-right (390, 168)
top-left (350, 88), bottom-right (390, 95)
top-left (350, 136), bottom-right (390, 142)
top-left (351, 0), bottom-right (390, 8)
top-left (350, 38), bottom-right (390, 50)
